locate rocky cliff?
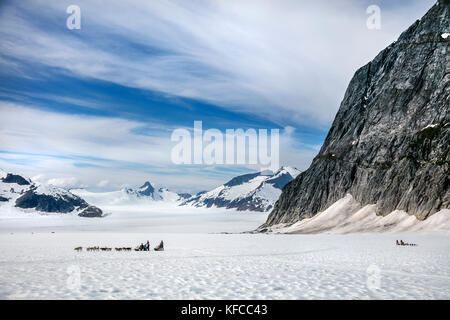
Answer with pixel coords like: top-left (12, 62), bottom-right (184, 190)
top-left (262, 1), bottom-right (450, 228)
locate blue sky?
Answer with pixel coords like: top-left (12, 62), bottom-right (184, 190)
top-left (0, 0), bottom-right (435, 192)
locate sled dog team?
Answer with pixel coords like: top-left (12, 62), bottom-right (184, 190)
top-left (74, 240), bottom-right (164, 252)
top-left (396, 239), bottom-right (417, 246)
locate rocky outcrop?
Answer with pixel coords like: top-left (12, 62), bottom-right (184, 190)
top-left (177, 193), bottom-right (192, 200)
top-left (2, 173), bottom-right (30, 185)
top-left (262, 2), bottom-right (450, 228)
top-left (0, 171), bottom-right (103, 217)
top-left (15, 187), bottom-right (89, 213)
top-left (136, 181), bottom-right (155, 196)
top-left (78, 205), bottom-right (103, 217)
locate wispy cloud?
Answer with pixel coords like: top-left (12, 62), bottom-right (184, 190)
top-left (0, 0), bottom-right (434, 127)
top-left (0, 102), bottom-right (315, 192)
top-left (0, 102), bottom-right (175, 166)
top-left (0, 0), bottom-right (435, 192)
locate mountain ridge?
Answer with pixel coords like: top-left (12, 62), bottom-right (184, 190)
top-left (71, 180), bottom-right (184, 206)
top-left (181, 166), bottom-right (300, 212)
top-left (0, 170), bottom-right (103, 217)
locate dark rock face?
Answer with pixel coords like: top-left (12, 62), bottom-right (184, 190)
top-left (0, 171), bottom-right (104, 217)
top-left (138, 181), bottom-right (155, 196)
top-left (224, 173), bottom-right (261, 187)
top-left (15, 189), bottom-right (89, 213)
top-left (223, 196), bottom-right (273, 212)
top-left (263, 2), bottom-right (450, 227)
top-left (191, 194), bottom-right (270, 212)
top-left (78, 205), bottom-right (103, 217)
top-left (265, 172), bottom-right (295, 189)
top-left (2, 174), bottom-right (30, 185)
top-left (177, 193), bottom-right (192, 200)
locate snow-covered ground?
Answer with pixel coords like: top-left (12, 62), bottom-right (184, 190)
top-left (0, 201), bottom-right (449, 299)
top-left (71, 184), bottom-right (180, 206)
top-left (0, 232), bottom-right (449, 299)
top-left (0, 202), bottom-right (267, 234)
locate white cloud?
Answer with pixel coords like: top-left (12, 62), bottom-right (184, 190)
top-left (0, 0), bottom-right (435, 127)
top-left (30, 173), bottom-right (86, 189)
top-left (97, 180), bottom-right (109, 188)
top-left (47, 177), bottom-right (85, 189)
top-left (0, 102), bottom-right (317, 192)
top-left (0, 102), bottom-right (173, 165)
top-left (0, 0), bottom-right (437, 192)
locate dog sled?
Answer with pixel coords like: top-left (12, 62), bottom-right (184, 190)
top-left (396, 240), bottom-right (418, 246)
top-left (154, 241), bottom-right (164, 251)
top-left (75, 240), bottom-right (165, 252)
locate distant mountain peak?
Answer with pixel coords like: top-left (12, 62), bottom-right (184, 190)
top-left (110, 180), bottom-right (182, 203)
top-left (138, 181), bottom-right (155, 196)
top-left (1, 173), bottom-right (31, 186)
top-left (181, 167), bottom-right (301, 212)
top-left (140, 181), bottom-right (153, 188)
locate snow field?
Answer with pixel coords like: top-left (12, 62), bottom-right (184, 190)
top-left (0, 232), bottom-right (449, 299)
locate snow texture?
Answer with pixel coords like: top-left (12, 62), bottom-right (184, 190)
top-left (1, 196), bottom-right (449, 299)
top-left (266, 194), bottom-right (450, 234)
top-left (0, 231), bottom-right (449, 299)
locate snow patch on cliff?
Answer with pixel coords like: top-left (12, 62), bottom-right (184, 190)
top-left (267, 195), bottom-right (450, 234)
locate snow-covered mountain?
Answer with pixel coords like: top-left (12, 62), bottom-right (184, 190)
top-left (0, 169), bottom-right (103, 217)
top-left (72, 181), bottom-right (186, 207)
top-left (125, 181), bottom-right (181, 201)
top-left (181, 167), bottom-right (300, 212)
